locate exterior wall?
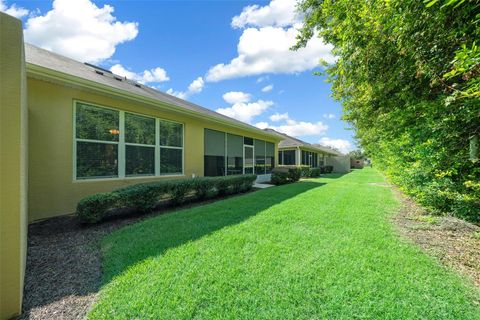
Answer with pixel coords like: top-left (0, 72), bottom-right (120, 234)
top-left (0, 13), bottom-right (28, 319)
top-left (28, 78), bottom-right (278, 221)
top-left (326, 155), bottom-right (351, 173)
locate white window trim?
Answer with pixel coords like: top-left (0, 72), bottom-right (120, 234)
top-left (73, 100), bottom-right (185, 182)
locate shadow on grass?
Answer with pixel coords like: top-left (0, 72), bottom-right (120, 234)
top-left (100, 181), bottom-right (325, 285)
top-left (20, 180), bottom-right (324, 319)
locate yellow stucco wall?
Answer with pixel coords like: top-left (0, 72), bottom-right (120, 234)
top-left (0, 13), bottom-right (28, 319)
top-left (28, 78), bottom-right (278, 221)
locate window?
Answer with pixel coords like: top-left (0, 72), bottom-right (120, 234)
top-left (159, 120), bottom-right (183, 175)
top-left (244, 137), bottom-right (254, 146)
top-left (254, 139), bottom-right (266, 174)
top-left (204, 129), bottom-right (275, 177)
top-left (278, 151), bottom-right (283, 165)
top-left (75, 103), bottom-right (119, 179)
top-left (266, 142), bottom-right (275, 173)
top-left (283, 150), bottom-right (296, 165)
top-left (204, 129), bottom-right (225, 177)
top-left (74, 101), bottom-right (184, 180)
top-left (125, 113), bottom-right (155, 176)
top-left (227, 134), bottom-right (243, 175)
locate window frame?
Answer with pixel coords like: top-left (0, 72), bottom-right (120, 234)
top-left (73, 100), bottom-right (184, 182)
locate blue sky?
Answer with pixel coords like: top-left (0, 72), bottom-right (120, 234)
top-left (1, 0), bottom-right (356, 153)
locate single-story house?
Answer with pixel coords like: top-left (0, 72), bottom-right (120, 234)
top-left (0, 13), bottom-right (281, 319)
top-left (263, 129), bottom-right (339, 168)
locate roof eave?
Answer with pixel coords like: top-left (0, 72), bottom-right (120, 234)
top-left (26, 63), bottom-right (283, 142)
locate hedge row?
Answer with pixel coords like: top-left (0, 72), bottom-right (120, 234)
top-left (271, 167), bottom-right (302, 185)
top-left (77, 174), bottom-right (257, 224)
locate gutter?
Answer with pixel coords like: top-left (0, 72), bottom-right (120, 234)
top-left (26, 63), bottom-right (282, 142)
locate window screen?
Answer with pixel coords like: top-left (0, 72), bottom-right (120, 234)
top-left (125, 113), bottom-right (155, 176)
top-left (75, 103), bottom-right (119, 179)
top-left (227, 134), bottom-right (243, 175)
top-left (204, 129), bottom-right (225, 176)
top-left (254, 139), bottom-right (266, 174)
top-left (266, 142), bottom-right (275, 173)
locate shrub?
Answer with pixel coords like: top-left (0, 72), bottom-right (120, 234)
top-left (324, 166), bottom-right (334, 174)
top-left (115, 182), bottom-right (167, 211)
top-left (310, 168), bottom-right (321, 178)
top-left (288, 167), bottom-right (302, 182)
top-left (77, 192), bottom-right (120, 224)
top-left (271, 167), bottom-right (302, 185)
top-left (192, 177), bottom-right (215, 200)
top-left (271, 167), bottom-right (289, 185)
top-left (76, 174), bottom-right (258, 224)
top-left (299, 165), bottom-right (311, 178)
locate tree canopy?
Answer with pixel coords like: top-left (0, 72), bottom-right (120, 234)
top-left (296, 0), bottom-right (480, 221)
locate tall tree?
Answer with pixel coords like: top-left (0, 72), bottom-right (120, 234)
top-left (295, 0), bottom-right (480, 221)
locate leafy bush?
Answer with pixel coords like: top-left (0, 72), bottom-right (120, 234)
top-left (310, 168), bottom-right (322, 178)
top-left (271, 167), bottom-right (302, 185)
top-left (296, 0), bottom-right (479, 221)
top-left (271, 167), bottom-right (290, 185)
top-left (77, 174), bottom-right (257, 224)
top-left (299, 165), bottom-right (311, 178)
top-left (192, 178), bottom-right (215, 200)
top-left (288, 167), bottom-right (302, 182)
top-left (324, 166), bottom-right (334, 174)
top-left (77, 192), bottom-right (120, 224)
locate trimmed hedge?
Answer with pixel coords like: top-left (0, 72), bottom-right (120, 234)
top-left (271, 167), bottom-right (302, 185)
top-left (77, 174), bottom-right (257, 224)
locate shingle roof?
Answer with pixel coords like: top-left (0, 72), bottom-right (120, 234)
top-left (263, 128), bottom-right (341, 156)
top-left (24, 43), bottom-right (279, 139)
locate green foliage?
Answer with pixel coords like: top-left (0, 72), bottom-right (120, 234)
top-left (89, 169), bottom-right (479, 319)
top-left (348, 149), bottom-right (365, 160)
top-left (299, 165), bottom-right (311, 177)
top-left (271, 167), bottom-right (302, 185)
top-left (324, 166), bottom-right (333, 174)
top-left (296, 0), bottom-right (480, 221)
top-left (77, 192), bottom-right (120, 224)
top-left (310, 168), bottom-right (322, 178)
top-left (76, 175), bottom-right (257, 224)
top-left (271, 168), bottom-right (289, 185)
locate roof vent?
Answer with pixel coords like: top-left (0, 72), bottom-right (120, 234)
top-left (114, 76), bottom-right (123, 81)
top-left (95, 70), bottom-right (104, 75)
top-left (134, 83), bottom-right (141, 88)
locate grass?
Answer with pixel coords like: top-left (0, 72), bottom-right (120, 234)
top-left (89, 168), bottom-right (479, 319)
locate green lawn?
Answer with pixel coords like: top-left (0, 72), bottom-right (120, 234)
top-left (89, 169), bottom-right (479, 319)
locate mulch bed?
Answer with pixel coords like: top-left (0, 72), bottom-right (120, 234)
top-left (18, 191), bottom-right (256, 320)
top-left (392, 187), bottom-right (480, 288)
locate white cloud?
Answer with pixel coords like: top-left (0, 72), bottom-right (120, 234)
top-left (262, 84), bottom-right (274, 92)
top-left (231, 0), bottom-right (300, 29)
top-left (256, 75), bottom-right (269, 83)
top-left (24, 0), bottom-right (138, 63)
top-left (110, 64), bottom-right (169, 84)
top-left (166, 89), bottom-right (187, 100)
top-left (206, 26), bottom-right (334, 82)
top-left (222, 91), bottom-right (252, 104)
top-left (272, 119), bottom-right (328, 136)
top-left (0, 0), bottom-right (28, 18)
top-left (323, 113), bottom-right (336, 119)
top-left (269, 112), bottom-right (289, 122)
top-left (205, 0), bottom-right (334, 82)
top-left (216, 99), bottom-right (273, 123)
top-left (167, 76), bottom-right (205, 100)
top-left (255, 121), bottom-right (270, 129)
top-left (257, 112), bottom-right (328, 136)
top-left (187, 77), bottom-right (204, 94)
top-left (319, 137), bottom-right (353, 154)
